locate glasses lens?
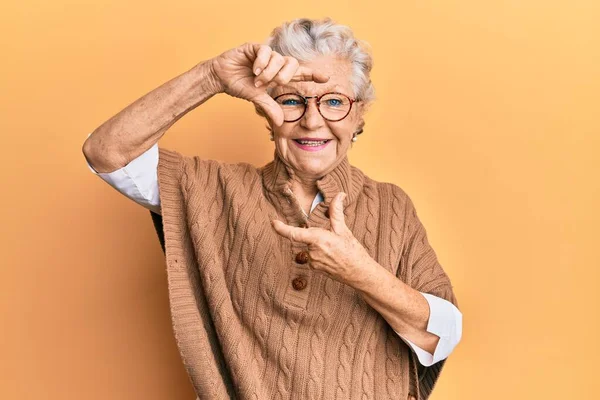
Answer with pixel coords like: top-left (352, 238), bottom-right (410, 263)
top-left (274, 94), bottom-right (305, 121)
top-left (319, 93), bottom-right (351, 121)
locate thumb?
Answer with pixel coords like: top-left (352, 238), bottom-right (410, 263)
top-left (329, 192), bottom-right (348, 234)
top-left (252, 92), bottom-right (284, 127)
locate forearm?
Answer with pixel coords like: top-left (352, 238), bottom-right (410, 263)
top-left (83, 59), bottom-right (222, 173)
top-left (349, 259), bottom-right (440, 354)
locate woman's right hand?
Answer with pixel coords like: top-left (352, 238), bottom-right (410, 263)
top-left (209, 42), bottom-right (330, 126)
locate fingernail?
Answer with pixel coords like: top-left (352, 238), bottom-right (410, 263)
top-left (255, 80), bottom-right (262, 87)
top-left (255, 68), bottom-right (262, 75)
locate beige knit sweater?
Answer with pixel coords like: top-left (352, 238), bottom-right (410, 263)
top-left (155, 147), bottom-right (459, 400)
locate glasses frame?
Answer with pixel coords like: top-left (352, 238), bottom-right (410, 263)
top-left (272, 92), bottom-right (359, 122)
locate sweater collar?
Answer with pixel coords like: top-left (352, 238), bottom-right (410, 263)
top-left (260, 149), bottom-right (365, 224)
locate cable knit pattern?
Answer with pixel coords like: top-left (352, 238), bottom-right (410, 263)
top-left (154, 147), bottom-right (458, 400)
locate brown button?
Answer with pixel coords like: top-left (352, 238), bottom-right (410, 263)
top-left (292, 276), bottom-right (307, 290)
top-left (295, 251), bottom-right (310, 264)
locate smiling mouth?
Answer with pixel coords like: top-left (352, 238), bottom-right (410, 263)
top-left (292, 139), bottom-right (332, 146)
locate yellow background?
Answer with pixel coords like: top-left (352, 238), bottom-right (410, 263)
top-left (1, 0), bottom-right (598, 399)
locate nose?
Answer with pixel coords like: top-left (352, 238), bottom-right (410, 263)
top-left (299, 97), bottom-right (325, 130)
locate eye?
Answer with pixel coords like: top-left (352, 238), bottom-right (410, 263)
top-left (276, 94), bottom-right (304, 106)
top-left (323, 97), bottom-right (344, 107)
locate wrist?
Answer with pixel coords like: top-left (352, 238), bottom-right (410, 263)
top-left (344, 255), bottom-right (381, 292)
top-left (205, 58), bottom-right (224, 95)
top-left (191, 59), bottom-right (223, 96)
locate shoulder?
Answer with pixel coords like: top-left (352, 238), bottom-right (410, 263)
top-left (158, 147), bottom-right (261, 181)
top-left (359, 175), bottom-right (424, 232)
top-left (361, 174), bottom-right (412, 207)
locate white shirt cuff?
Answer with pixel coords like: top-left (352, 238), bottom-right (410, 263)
top-left (84, 133), bottom-right (161, 214)
top-left (394, 292), bottom-right (463, 366)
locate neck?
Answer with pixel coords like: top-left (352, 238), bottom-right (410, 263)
top-left (261, 148), bottom-right (365, 217)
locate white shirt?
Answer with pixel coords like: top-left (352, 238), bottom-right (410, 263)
top-left (84, 134), bottom-right (462, 366)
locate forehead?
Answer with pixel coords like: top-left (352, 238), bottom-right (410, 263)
top-left (275, 55), bottom-right (354, 96)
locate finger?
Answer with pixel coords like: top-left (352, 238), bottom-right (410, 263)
top-left (252, 44), bottom-right (272, 76)
top-left (329, 192), bottom-right (349, 235)
top-left (252, 92), bottom-right (284, 126)
top-left (255, 51), bottom-right (286, 87)
top-left (271, 220), bottom-right (313, 244)
top-left (270, 57), bottom-right (300, 86)
top-left (291, 66), bottom-right (330, 83)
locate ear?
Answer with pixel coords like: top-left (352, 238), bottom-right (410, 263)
top-left (353, 103), bottom-right (366, 131)
top-left (355, 101), bottom-right (366, 114)
top-left (355, 117), bottom-right (365, 137)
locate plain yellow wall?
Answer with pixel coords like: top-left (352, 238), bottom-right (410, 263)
top-left (1, 1), bottom-right (598, 399)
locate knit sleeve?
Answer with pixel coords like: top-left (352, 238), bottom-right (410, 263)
top-left (154, 147), bottom-right (236, 397)
top-left (148, 147), bottom-right (191, 254)
top-left (399, 194), bottom-right (460, 399)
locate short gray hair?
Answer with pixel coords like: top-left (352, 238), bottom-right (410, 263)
top-left (265, 17), bottom-right (375, 105)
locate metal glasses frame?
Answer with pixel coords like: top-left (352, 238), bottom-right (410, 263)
top-left (272, 92), bottom-right (359, 122)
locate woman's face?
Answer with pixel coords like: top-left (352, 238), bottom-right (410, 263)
top-left (269, 55), bottom-right (364, 180)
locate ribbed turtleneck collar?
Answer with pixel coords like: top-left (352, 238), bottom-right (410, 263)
top-left (260, 149), bottom-right (365, 226)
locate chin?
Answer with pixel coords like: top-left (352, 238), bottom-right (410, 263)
top-left (294, 159), bottom-right (333, 176)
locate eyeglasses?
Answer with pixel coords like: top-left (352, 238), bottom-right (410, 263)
top-left (272, 92), bottom-right (359, 122)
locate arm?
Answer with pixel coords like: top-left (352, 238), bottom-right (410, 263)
top-left (393, 292), bottom-right (462, 366)
top-left (84, 132), bottom-right (161, 215)
top-left (351, 259), bottom-right (445, 354)
top-left (376, 292), bottom-right (462, 367)
top-left (82, 59), bottom-right (221, 173)
top-left (347, 195), bottom-right (461, 364)
top-left (82, 42), bottom-right (329, 173)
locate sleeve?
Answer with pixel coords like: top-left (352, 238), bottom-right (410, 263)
top-left (148, 146), bottom-right (196, 254)
top-left (84, 133), bottom-right (161, 214)
top-left (399, 194), bottom-right (461, 398)
top-left (394, 292), bottom-right (463, 366)
top-left (154, 147), bottom-right (238, 395)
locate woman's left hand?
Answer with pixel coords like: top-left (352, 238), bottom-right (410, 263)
top-left (271, 192), bottom-right (374, 286)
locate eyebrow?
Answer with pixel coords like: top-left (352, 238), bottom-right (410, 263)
top-left (277, 84), bottom-right (344, 94)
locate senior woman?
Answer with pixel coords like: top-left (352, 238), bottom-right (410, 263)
top-left (83, 18), bottom-right (462, 400)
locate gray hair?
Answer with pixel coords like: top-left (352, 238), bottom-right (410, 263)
top-left (265, 17), bottom-right (375, 105)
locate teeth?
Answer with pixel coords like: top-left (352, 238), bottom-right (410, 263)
top-left (298, 140), bottom-right (328, 146)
